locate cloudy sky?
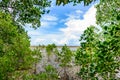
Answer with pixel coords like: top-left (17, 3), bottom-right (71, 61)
top-left (25, 0), bottom-right (99, 46)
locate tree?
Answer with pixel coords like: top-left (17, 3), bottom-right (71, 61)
top-left (76, 25), bottom-right (120, 79)
top-left (75, 0), bottom-right (120, 79)
top-left (0, 12), bottom-right (42, 79)
top-left (96, 2), bottom-right (120, 79)
top-left (0, 0), bottom-right (52, 79)
top-left (57, 44), bottom-right (73, 80)
top-left (0, 0), bottom-right (51, 79)
top-left (75, 26), bottom-right (99, 79)
top-left (59, 44), bottom-right (73, 67)
top-left (0, 0), bottom-right (51, 28)
top-left (0, 12), bottom-right (27, 79)
top-left (34, 65), bottom-right (58, 80)
top-left (46, 43), bottom-right (56, 62)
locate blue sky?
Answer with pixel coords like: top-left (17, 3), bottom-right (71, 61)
top-left (25, 0), bottom-right (99, 46)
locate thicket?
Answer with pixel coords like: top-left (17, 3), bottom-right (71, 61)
top-left (0, 0), bottom-right (120, 80)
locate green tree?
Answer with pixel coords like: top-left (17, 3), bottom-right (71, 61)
top-left (75, 0), bottom-right (120, 79)
top-left (76, 25), bottom-right (120, 80)
top-left (0, 12), bottom-right (28, 79)
top-left (34, 65), bottom-right (58, 80)
top-left (59, 44), bottom-right (73, 67)
top-left (0, 12), bottom-right (42, 79)
top-left (96, 1), bottom-right (120, 79)
top-left (75, 26), bottom-right (99, 79)
top-left (0, 0), bottom-right (51, 79)
top-left (46, 43), bottom-right (56, 62)
top-left (0, 0), bottom-right (51, 28)
top-left (57, 44), bottom-right (73, 80)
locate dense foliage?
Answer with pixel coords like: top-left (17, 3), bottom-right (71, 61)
top-left (0, 12), bottom-right (41, 79)
top-left (0, 0), bottom-right (120, 80)
top-left (75, 0), bottom-right (120, 79)
top-left (0, 0), bottom-right (51, 28)
top-left (75, 26), bottom-right (98, 79)
top-left (56, 0), bottom-right (96, 6)
top-left (0, 0), bottom-right (51, 79)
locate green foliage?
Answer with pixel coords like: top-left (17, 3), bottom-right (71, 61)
top-left (54, 44), bottom-right (73, 79)
top-left (46, 43), bottom-right (56, 55)
top-left (56, 0), bottom-right (96, 6)
top-left (0, 12), bottom-right (42, 79)
top-left (1, 0), bottom-right (119, 79)
top-left (34, 65), bottom-right (58, 80)
top-left (76, 25), bottom-right (120, 79)
top-left (59, 44), bottom-right (73, 67)
top-left (0, 0), bottom-right (52, 79)
top-left (32, 45), bottom-right (42, 63)
top-left (75, 0), bottom-right (120, 79)
top-left (75, 26), bottom-right (99, 79)
top-left (0, 0), bottom-right (51, 79)
top-left (0, 0), bottom-right (51, 28)
top-left (96, 2), bottom-right (120, 78)
top-left (96, 0), bottom-right (120, 25)
top-left (46, 43), bottom-right (56, 61)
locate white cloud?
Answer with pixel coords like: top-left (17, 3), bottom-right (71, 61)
top-left (76, 10), bottom-right (83, 14)
top-left (30, 32), bottom-right (80, 46)
top-left (30, 33), bottom-right (64, 45)
top-left (65, 10), bottom-right (83, 20)
top-left (61, 5), bottom-right (96, 32)
top-left (34, 38), bottom-right (45, 43)
top-left (42, 15), bottom-right (58, 21)
top-left (28, 31), bottom-right (40, 36)
top-left (41, 15), bottom-right (58, 28)
top-left (41, 21), bottom-right (57, 28)
top-left (28, 5), bottom-right (97, 46)
top-left (59, 5), bottom-right (97, 45)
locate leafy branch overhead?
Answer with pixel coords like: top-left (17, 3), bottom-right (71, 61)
top-left (56, 0), bottom-right (96, 6)
top-left (0, 0), bottom-right (51, 28)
